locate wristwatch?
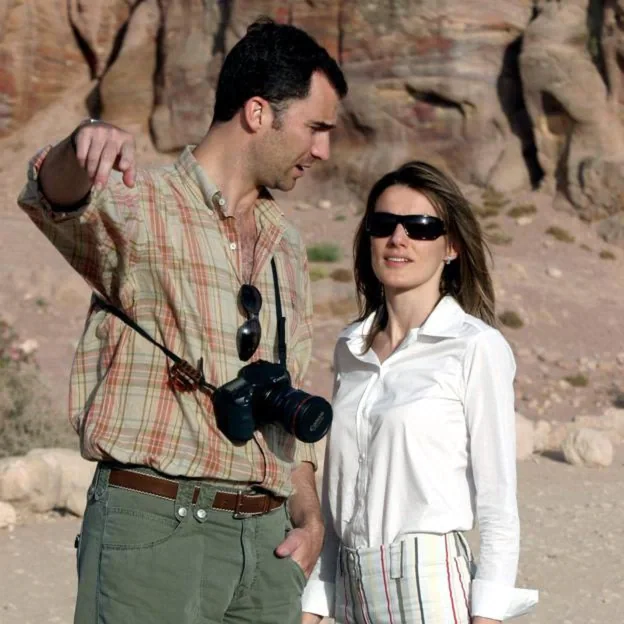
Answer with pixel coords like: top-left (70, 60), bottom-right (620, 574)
top-left (70, 118), bottom-right (100, 153)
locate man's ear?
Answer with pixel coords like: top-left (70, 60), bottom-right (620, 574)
top-left (242, 97), bottom-right (272, 132)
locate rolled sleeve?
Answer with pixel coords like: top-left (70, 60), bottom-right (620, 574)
top-left (17, 147), bottom-right (145, 305)
top-left (463, 328), bottom-right (538, 619)
top-left (301, 577), bottom-right (335, 618)
top-left (18, 146), bottom-right (91, 222)
top-left (472, 579), bottom-right (539, 620)
top-left (293, 440), bottom-right (318, 471)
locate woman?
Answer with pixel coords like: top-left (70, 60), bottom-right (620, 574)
top-left (301, 162), bottom-right (538, 623)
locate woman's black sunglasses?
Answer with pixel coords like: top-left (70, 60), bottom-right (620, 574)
top-left (236, 284), bottom-right (262, 361)
top-left (366, 212), bottom-right (446, 240)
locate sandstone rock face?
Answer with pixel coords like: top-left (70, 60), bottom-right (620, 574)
top-left (520, 0), bottom-right (624, 222)
top-left (3, 0), bottom-right (624, 232)
top-left (0, 0), bottom-right (89, 135)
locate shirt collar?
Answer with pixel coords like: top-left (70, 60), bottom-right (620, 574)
top-left (339, 295), bottom-right (466, 345)
top-left (174, 146), bottom-right (284, 222)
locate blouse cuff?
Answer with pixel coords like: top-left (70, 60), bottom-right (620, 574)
top-left (471, 579), bottom-right (539, 620)
top-left (301, 579), bottom-right (334, 618)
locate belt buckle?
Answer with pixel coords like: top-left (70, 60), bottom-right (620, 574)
top-left (232, 490), bottom-right (250, 519)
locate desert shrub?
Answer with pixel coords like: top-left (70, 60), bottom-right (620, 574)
top-left (309, 266), bottom-right (328, 282)
top-left (563, 373), bottom-right (589, 388)
top-left (307, 243), bottom-right (342, 263)
top-left (330, 268), bottom-right (353, 283)
top-left (507, 204), bottom-right (537, 218)
top-left (0, 320), bottom-right (76, 458)
top-left (473, 205), bottom-right (501, 219)
top-left (599, 249), bottom-right (616, 260)
top-left (334, 214), bottom-right (346, 222)
top-left (488, 229), bottom-right (513, 245)
top-left (482, 187), bottom-right (509, 209)
top-left (498, 310), bottom-right (524, 329)
top-left (546, 226), bottom-right (575, 243)
top-left (580, 243), bottom-right (592, 252)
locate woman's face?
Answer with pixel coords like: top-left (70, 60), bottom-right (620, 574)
top-left (370, 185), bottom-right (455, 295)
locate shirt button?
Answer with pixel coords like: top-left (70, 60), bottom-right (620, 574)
top-left (230, 242), bottom-right (237, 250)
top-left (196, 509), bottom-right (207, 519)
top-left (207, 209), bottom-right (214, 216)
top-left (359, 454), bottom-right (365, 463)
top-left (177, 506), bottom-right (187, 517)
top-left (218, 197), bottom-right (226, 206)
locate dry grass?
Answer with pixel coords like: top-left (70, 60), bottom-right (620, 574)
top-left (599, 249), bottom-right (616, 260)
top-left (498, 310), bottom-right (524, 329)
top-left (564, 373), bottom-right (589, 388)
top-left (0, 320), bottom-right (76, 458)
top-left (309, 266), bottom-right (328, 282)
top-left (330, 268), bottom-right (353, 283)
top-left (307, 243), bottom-right (342, 263)
top-left (473, 205), bottom-right (502, 219)
top-left (488, 229), bottom-right (513, 245)
top-left (507, 204), bottom-right (537, 218)
top-left (546, 225), bottom-right (575, 243)
top-left (313, 296), bottom-right (358, 320)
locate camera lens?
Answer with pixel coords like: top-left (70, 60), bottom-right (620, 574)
top-left (266, 387), bottom-right (332, 443)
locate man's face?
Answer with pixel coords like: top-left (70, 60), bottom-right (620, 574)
top-left (258, 71), bottom-right (340, 191)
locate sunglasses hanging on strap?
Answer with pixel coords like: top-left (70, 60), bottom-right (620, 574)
top-left (91, 257), bottom-right (286, 393)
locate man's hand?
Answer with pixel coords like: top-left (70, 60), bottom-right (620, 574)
top-left (472, 617), bottom-right (501, 624)
top-left (275, 461), bottom-right (324, 577)
top-left (39, 120), bottom-right (136, 208)
top-left (72, 120), bottom-right (136, 190)
top-left (301, 612), bottom-right (324, 624)
top-left (275, 518), bottom-right (324, 577)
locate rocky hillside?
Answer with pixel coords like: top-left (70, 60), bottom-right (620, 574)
top-left (1, 0), bottom-right (624, 239)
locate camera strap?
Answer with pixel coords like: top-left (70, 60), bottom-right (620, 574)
top-left (271, 257), bottom-right (287, 368)
top-left (90, 257), bottom-right (287, 391)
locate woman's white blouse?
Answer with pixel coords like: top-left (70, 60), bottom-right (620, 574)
top-left (302, 296), bottom-right (538, 620)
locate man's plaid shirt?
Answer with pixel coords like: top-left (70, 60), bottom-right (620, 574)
top-left (18, 146), bottom-right (316, 497)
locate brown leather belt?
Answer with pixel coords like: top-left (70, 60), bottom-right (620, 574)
top-left (108, 468), bottom-right (285, 516)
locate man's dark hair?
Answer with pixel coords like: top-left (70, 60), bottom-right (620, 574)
top-left (212, 17), bottom-right (348, 124)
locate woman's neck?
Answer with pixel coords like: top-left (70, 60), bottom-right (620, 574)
top-left (382, 285), bottom-right (441, 350)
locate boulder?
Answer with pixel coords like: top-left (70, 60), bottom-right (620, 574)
top-left (516, 412), bottom-right (535, 461)
top-left (0, 501), bottom-right (17, 529)
top-left (561, 428), bottom-right (614, 468)
top-left (0, 448), bottom-right (96, 516)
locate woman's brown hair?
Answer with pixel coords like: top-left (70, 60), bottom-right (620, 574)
top-left (353, 161), bottom-right (496, 350)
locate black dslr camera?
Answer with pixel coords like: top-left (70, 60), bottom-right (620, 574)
top-left (212, 360), bottom-right (332, 444)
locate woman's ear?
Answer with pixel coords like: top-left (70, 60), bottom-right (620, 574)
top-left (446, 239), bottom-right (459, 262)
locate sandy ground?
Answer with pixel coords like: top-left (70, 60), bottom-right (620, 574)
top-left (1, 450), bottom-right (623, 624)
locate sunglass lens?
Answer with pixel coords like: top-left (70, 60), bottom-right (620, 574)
top-left (403, 216), bottom-right (446, 240)
top-left (239, 284), bottom-right (262, 315)
top-left (367, 213), bottom-right (398, 237)
top-left (236, 317), bottom-right (261, 362)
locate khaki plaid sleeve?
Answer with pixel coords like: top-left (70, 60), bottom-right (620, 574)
top-left (294, 439), bottom-right (318, 470)
top-left (17, 147), bottom-right (146, 306)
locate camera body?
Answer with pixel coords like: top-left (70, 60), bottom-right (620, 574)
top-left (212, 360), bottom-right (332, 444)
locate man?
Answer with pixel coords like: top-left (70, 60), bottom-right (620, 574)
top-left (18, 18), bottom-right (347, 624)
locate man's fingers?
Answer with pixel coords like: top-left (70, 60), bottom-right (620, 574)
top-left (74, 131), bottom-right (92, 169)
top-left (275, 530), bottom-right (302, 558)
top-left (93, 143), bottom-right (121, 189)
top-left (70, 121), bottom-right (137, 190)
top-left (117, 140), bottom-right (137, 188)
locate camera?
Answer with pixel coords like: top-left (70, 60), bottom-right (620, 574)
top-left (212, 360), bottom-right (332, 444)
